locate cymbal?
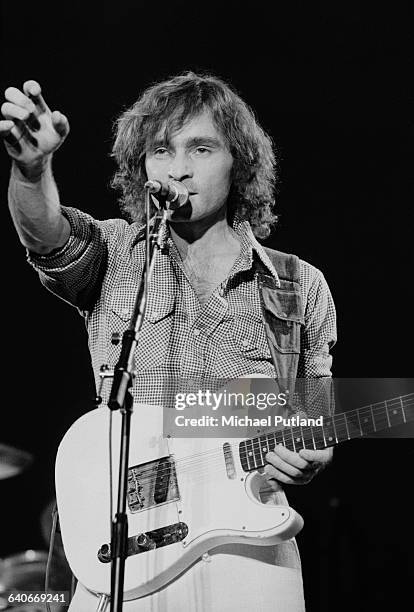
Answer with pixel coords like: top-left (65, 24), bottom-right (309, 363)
top-left (0, 550), bottom-right (71, 611)
top-left (0, 443), bottom-right (33, 479)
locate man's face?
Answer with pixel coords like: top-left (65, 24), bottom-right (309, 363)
top-left (145, 110), bottom-right (233, 223)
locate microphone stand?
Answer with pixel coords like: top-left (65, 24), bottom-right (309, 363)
top-left (107, 188), bottom-right (168, 612)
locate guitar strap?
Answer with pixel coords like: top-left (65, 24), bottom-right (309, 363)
top-left (255, 248), bottom-right (304, 384)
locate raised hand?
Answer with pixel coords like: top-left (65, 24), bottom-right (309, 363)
top-left (1, 80), bottom-right (69, 177)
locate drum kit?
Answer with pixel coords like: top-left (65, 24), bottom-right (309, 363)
top-left (0, 444), bottom-right (72, 611)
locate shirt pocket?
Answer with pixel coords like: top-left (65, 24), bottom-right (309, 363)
top-left (109, 286), bottom-right (176, 371)
top-left (260, 284), bottom-right (303, 355)
top-left (230, 313), bottom-right (272, 362)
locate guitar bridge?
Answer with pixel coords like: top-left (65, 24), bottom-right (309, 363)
top-left (97, 522), bottom-right (188, 563)
top-left (127, 455), bottom-right (179, 513)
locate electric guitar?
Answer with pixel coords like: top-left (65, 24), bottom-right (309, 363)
top-left (55, 390), bottom-right (414, 600)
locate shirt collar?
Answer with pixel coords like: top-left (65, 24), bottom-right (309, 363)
top-left (232, 216), bottom-right (281, 287)
top-left (134, 214), bottom-right (281, 287)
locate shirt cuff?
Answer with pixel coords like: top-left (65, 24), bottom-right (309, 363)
top-left (27, 206), bottom-right (93, 272)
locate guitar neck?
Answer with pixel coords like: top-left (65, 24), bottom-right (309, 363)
top-left (239, 392), bottom-right (414, 473)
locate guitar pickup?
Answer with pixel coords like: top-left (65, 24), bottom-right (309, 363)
top-left (127, 456), bottom-right (179, 513)
top-left (97, 522), bottom-right (188, 563)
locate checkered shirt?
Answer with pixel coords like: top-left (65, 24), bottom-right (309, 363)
top-left (28, 207), bottom-right (337, 406)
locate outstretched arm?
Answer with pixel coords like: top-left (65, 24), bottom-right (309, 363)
top-left (1, 80), bottom-right (70, 253)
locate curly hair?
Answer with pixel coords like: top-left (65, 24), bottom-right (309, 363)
top-left (111, 71), bottom-right (279, 238)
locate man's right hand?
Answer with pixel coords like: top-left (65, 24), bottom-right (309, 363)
top-left (0, 80), bottom-right (69, 179)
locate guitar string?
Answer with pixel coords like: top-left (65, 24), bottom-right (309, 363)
top-left (128, 394), bottom-right (414, 481)
top-left (126, 417), bottom-right (412, 492)
top-left (126, 396), bottom-right (414, 483)
top-left (128, 402), bottom-right (414, 491)
top-left (127, 395), bottom-right (414, 477)
top-left (122, 397), bottom-right (414, 488)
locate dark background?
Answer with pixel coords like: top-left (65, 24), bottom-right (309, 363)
top-left (0, 1), bottom-right (413, 610)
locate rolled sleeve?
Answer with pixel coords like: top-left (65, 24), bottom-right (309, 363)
top-left (27, 206), bottom-right (108, 311)
top-left (27, 207), bottom-right (95, 270)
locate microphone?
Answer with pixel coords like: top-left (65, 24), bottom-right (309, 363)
top-left (144, 179), bottom-right (189, 210)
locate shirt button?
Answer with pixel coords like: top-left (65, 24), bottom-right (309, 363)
top-left (279, 311), bottom-right (287, 318)
top-left (121, 309), bottom-right (129, 318)
top-left (242, 339), bottom-right (249, 347)
top-left (152, 311), bottom-right (159, 319)
top-left (193, 328), bottom-right (201, 336)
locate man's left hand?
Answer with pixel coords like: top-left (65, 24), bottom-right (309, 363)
top-left (264, 446), bottom-right (333, 487)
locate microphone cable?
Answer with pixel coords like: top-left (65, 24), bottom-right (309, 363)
top-left (44, 501), bottom-right (58, 612)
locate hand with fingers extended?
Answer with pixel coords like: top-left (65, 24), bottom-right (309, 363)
top-left (264, 445), bottom-right (333, 487)
top-left (0, 80), bottom-right (69, 178)
top-left (4, 80), bottom-right (71, 252)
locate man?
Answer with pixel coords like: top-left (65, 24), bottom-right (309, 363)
top-left (1, 72), bottom-right (336, 611)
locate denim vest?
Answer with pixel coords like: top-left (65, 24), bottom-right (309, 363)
top-left (256, 248), bottom-right (304, 382)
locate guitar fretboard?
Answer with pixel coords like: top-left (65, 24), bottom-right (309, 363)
top-left (239, 393), bottom-right (414, 472)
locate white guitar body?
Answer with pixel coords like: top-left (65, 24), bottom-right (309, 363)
top-left (55, 405), bottom-right (303, 601)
